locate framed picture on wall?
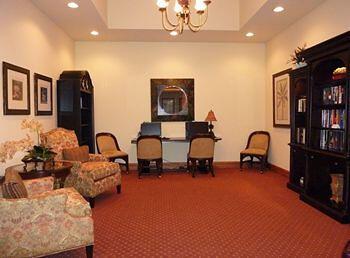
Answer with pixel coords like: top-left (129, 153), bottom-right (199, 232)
top-left (2, 62), bottom-right (30, 115)
top-left (273, 68), bottom-right (292, 127)
top-left (34, 73), bottom-right (53, 116)
top-left (151, 78), bottom-right (194, 122)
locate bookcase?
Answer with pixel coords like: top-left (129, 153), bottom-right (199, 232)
top-left (288, 66), bottom-right (309, 193)
top-left (288, 31), bottom-right (350, 223)
top-left (57, 71), bottom-right (95, 152)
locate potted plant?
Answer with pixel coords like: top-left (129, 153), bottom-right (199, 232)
top-left (288, 44), bottom-right (307, 69)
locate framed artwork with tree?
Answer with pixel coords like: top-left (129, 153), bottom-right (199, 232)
top-left (273, 69), bottom-right (291, 127)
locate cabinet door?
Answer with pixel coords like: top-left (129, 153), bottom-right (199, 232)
top-left (289, 146), bottom-right (306, 192)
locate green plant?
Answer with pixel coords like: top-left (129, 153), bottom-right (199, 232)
top-left (288, 44), bottom-right (307, 64)
top-left (22, 145), bottom-right (56, 162)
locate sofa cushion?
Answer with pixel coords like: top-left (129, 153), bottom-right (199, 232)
top-left (81, 162), bottom-right (119, 181)
top-left (63, 145), bottom-right (90, 163)
top-left (2, 170), bottom-right (28, 199)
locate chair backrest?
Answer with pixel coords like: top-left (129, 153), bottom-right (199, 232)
top-left (41, 128), bottom-right (79, 160)
top-left (96, 133), bottom-right (120, 154)
top-left (188, 135), bottom-right (215, 159)
top-left (247, 131), bottom-right (270, 151)
top-left (137, 135), bottom-right (162, 160)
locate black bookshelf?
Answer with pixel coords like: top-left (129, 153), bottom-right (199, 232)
top-left (288, 31), bottom-right (350, 223)
top-left (57, 71), bottom-right (95, 153)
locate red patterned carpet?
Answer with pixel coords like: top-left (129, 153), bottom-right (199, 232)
top-left (51, 168), bottom-right (350, 257)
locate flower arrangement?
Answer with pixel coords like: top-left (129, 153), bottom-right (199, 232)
top-left (288, 44), bottom-right (307, 65)
top-left (0, 119), bottom-right (55, 164)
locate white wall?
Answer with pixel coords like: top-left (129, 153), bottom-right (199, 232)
top-left (266, 0), bottom-right (350, 170)
top-left (0, 0), bottom-right (74, 175)
top-left (75, 42), bottom-right (266, 163)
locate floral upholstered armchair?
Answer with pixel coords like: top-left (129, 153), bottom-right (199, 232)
top-left (0, 173), bottom-right (94, 258)
top-left (41, 128), bottom-right (121, 207)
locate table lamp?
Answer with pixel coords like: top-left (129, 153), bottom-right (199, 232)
top-left (205, 110), bottom-right (217, 136)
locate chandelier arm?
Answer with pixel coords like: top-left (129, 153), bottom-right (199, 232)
top-left (164, 8), bottom-right (180, 28)
top-left (161, 10), bottom-right (179, 31)
top-left (188, 8), bottom-right (209, 29)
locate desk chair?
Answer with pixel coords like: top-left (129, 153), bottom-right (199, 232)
top-left (240, 131), bottom-right (270, 173)
top-left (137, 135), bottom-right (163, 179)
top-left (187, 135), bottom-right (215, 178)
top-left (96, 132), bottom-right (129, 173)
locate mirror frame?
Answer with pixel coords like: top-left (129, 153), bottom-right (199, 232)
top-left (151, 78), bottom-right (194, 122)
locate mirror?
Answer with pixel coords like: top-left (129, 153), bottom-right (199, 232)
top-left (158, 86), bottom-right (188, 115)
top-left (151, 79), bottom-right (194, 122)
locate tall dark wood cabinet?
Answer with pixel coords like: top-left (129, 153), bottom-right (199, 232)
top-left (57, 71), bottom-right (95, 152)
top-left (288, 31), bottom-right (350, 223)
top-left (288, 66), bottom-right (309, 193)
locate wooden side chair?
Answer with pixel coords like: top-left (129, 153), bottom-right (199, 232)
top-left (187, 135), bottom-right (215, 178)
top-left (96, 132), bottom-right (129, 173)
top-left (240, 131), bottom-right (270, 173)
top-left (137, 135), bottom-right (163, 179)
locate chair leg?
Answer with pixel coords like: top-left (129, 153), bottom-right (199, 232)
top-left (117, 184), bottom-right (121, 194)
top-left (138, 160), bottom-right (142, 179)
top-left (209, 159), bottom-right (215, 177)
top-left (156, 160), bottom-right (162, 178)
top-left (249, 156), bottom-right (253, 168)
top-left (191, 160), bottom-right (196, 178)
top-left (88, 197), bottom-right (95, 208)
top-left (187, 157), bottom-right (190, 172)
top-left (125, 156), bottom-right (129, 174)
top-left (240, 154), bottom-right (243, 171)
top-left (86, 245), bottom-right (94, 258)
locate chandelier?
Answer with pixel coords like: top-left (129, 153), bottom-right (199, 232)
top-left (156, 0), bottom-right (212, 35)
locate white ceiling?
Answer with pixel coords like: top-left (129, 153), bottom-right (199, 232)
top-left (31, 0), bottom-right (325, 42)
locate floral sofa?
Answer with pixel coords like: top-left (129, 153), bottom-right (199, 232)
top-left (0, 176), bottom-right (94, 258)
top-left (41, 128), bottom-right (121, 207)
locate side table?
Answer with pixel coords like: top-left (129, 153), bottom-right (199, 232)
top-left (6, 161), bottom-right (73, 188)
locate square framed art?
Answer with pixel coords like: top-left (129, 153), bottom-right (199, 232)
top-left (2, 62), bottom-right (30, 115)
top-left (34, 73), bottom-right (53, 116)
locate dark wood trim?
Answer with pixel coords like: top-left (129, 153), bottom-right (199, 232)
top-left (34, 73), bottom-right (53, 116)
top-left (273, 68), bottom-right (292, 128)
top-left (2, 62), bottom-right (30, 115)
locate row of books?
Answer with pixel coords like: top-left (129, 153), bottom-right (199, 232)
top-left (296, 127), bottom-right (306, 144)
top-left (321, 109), bottom-right (345, 129)
top-left (320, 130), bottom-right (344, 152)
top-left (323, 86), bottom-right (344, 105)
top-left (297, 98), bottom-right (307, 112)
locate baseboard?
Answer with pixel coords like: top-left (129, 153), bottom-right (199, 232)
top-left (128, 161), bottom-right (239, 171)
top-left (127, 161), bottom-right (289, 176)
top-left (269, 164), bottom-right (289, 177)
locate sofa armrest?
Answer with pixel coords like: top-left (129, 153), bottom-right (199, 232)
top-left (89, 153), bottom-right (108, 162)
top-left (23, 176), bottom-right (54, 197)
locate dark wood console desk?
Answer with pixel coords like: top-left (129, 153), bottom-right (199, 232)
top-left (131, 136), bottom-right (222, 144)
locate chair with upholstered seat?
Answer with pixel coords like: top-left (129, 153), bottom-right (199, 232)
top-left (240, 131), bottom-right (270, 173)
top-left (137, 135), bottom-right (163, 179)
top-left (96, 132), bottom-right (129, 173)
top-left (41, 128), bottom-right (121, 208)
top-left (187, 134), bottom-right (215, 178)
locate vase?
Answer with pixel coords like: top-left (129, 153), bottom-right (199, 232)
top-left (293, 62), bottom-right (307, 70)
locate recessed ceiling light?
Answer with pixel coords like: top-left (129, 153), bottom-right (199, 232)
top-left (246, 32), bottom-right (255, 37)
top-left (90, 30), bottom-right (99, 36)
top-left (273, 6), bottom-right (284, 13)
top-left (67, 2), bottom-right (79, 9)
top-left (170, 31), bottom-right (178, 36)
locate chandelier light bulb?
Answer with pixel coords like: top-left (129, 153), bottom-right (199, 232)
top-left (195, 0), bottom-right (207, 11)
top-left (157, 0), bottom-right (169, 8)
top-left (174, 0), bottom-right (183, 13)
top-left (170, 31), bottom-right (178, 36)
